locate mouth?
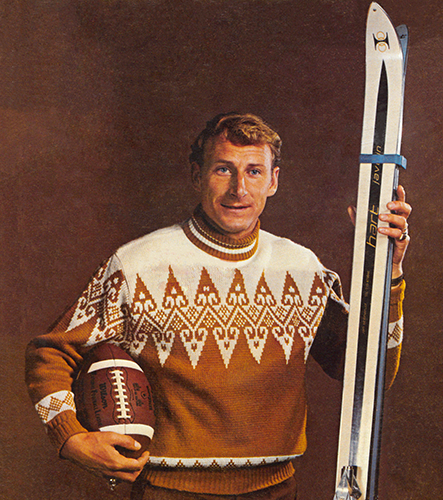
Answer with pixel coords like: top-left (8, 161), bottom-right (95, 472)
top-left (221, 204), bottom-right (250, 210)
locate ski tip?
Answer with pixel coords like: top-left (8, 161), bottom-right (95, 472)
top-left (366, 2), bottom-right (404, 56)
top-left (368, 2), bottom-right (385, 15)
top-left (396, 24), bottom-right (409, 40)
top-left (367, 2), bottom-right (393, 25)
top-left (396, 24), bottom-right (409, 73)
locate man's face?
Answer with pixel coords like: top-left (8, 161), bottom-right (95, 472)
top-left (191, 136), bottom-right (279, 240)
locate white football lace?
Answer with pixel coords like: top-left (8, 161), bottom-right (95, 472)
top-left (110, 369), bottom-right (131, 419)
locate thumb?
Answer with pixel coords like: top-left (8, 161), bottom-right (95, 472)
top-left (347, 205), bottom-right (356, 226)
top-left (105, 432), bottom-right (142, 451)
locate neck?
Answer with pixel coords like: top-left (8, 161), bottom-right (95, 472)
top-left (182, 205), bottom-right (260, 261)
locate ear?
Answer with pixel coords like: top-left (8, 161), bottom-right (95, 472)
top-left (267, 166), bottom-right (280, 198)
top-left (191, 162), bottom-right (202, 191)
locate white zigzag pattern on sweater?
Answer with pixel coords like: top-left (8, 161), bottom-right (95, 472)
top-left (71, 259), bottom-right (340, 369)
top-left (125, 266), bottom-right (333, 368)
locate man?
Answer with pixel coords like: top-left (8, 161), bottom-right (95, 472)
top-left (25, 113), bottom-right (411, 499)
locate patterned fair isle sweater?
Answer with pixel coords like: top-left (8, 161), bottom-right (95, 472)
top-left (25, 206), bottom-right (405, 495)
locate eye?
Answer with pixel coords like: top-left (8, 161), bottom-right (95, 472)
top-left (216, 166), bottom-right (230, 174)
top-left (249, 168), bottom-right (261, 176)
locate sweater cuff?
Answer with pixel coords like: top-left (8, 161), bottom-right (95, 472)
top-left (46, 410), bottom-right (88, 455)
top-left (389, 279), bottom-right (406, 323)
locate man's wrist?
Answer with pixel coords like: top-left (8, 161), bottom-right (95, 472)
top-left (391, 273), bottom-right (405, 287)
top-left (391, 262), bottom-right (403, 279)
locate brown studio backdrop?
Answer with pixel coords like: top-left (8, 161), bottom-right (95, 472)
top-left (1, 0), bottom-right (442, 498)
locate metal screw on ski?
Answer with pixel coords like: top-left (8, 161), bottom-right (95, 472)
top-left (333, 3), bottom-right (408, 500)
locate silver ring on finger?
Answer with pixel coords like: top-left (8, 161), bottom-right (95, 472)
top-left (399, 226), bottom-right (409, 241)
top-left (108, 478), bottom-right (119, 491)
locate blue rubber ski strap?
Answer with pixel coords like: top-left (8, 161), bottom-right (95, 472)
top-left (360, 153), bottom-right (407, 169)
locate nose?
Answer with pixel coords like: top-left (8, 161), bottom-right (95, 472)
top-left (229, 171), bottom-right (247, 198)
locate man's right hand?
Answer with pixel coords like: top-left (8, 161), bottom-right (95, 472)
top-left (60, 431), bottom-right (150, 483)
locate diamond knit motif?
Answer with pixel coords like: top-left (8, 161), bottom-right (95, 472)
top-left (388, 318), bottom-right (403, 348)
top-left (36, 390), bottom-right (76, 424)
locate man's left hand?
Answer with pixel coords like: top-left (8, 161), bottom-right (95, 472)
top-left (347, 184), bottom-right (412, 279)
top-left (377, 185), bottom-right (411, 278)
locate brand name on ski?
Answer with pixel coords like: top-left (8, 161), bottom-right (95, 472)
top-left (373, 31), bottom-right (390, 52)
top-left (366, 149), bottom-right (383, 249)
top-left (367, 205), bottom-right (379, 249)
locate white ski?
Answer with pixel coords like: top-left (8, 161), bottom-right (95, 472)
top-left (334, 3), bottom-right (408, 500)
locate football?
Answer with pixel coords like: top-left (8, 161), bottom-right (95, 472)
top-left (74, 343), bottom-right (155, 458)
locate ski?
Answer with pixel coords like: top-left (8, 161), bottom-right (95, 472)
top-left (333, 4), bottom-right (408, 500)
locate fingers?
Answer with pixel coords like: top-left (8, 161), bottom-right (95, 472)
top-left (100, 447), bottom-right (149, 483)
top-left (396, 184), bottom-right (406, 203)
top-left (345, 184), bottom-right (411, 272)
top-left (378, 225), bottom-right (409, 242)
top-left (378, 213), bottom-right (408, 238)
top-left (61, 431), bottom-right (150, 483)
top-left (386, 185), bottom-right (412, 219)
top-left (104, 450), bottom-right (150, 482)
top-left (378, 185), bottom-right (411, 271)
top-left (108, 432), bottom-right (142, 452)
top-left (348, 185), bottom-right (410, 231)
top-left (378, 185), bottom-right (411, 239)
top-left (100, 433), bottom-right (149, 475)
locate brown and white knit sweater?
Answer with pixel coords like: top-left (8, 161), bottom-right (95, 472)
top-left (25, 206), bottom-right (404, 495)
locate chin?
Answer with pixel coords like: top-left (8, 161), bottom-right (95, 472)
top-left (220, 221), bottom-right (253, 238)
top-left (205, 206), bottom-right (256, 237)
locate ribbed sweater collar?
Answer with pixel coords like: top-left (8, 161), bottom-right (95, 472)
top-left (182, 205), bottom-right (260, 261)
